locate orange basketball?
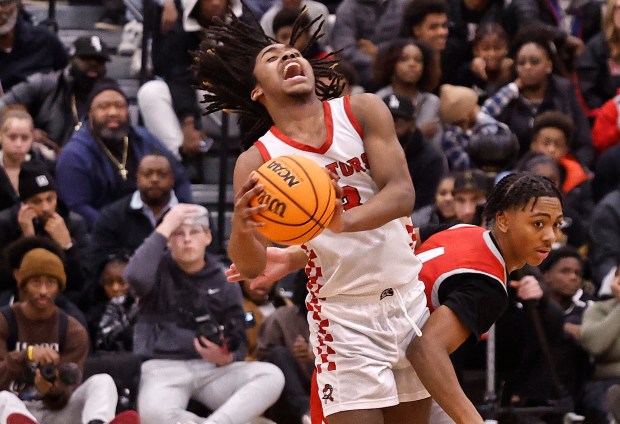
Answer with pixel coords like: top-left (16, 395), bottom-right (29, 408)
top-left (250, 155), bottom-right (336, 245)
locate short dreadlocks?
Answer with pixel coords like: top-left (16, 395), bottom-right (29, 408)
top-left (483, 172), bottom-right (563, 224)
top-left (194, 7), bottom-right (344, 149)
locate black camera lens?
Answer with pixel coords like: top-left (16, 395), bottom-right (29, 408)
top-left (39, 364), bottom-right (56, 383)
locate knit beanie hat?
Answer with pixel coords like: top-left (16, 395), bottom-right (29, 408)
top-left (18, 248), bottom-right (66, 290)
top-left (87, 78), bottom-right (127, 110)
top-left (19, 162), bottom-right (56, 201)
top-left (439, 84), bottom-right (479, 126)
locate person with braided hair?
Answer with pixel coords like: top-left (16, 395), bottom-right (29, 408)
top-left (197, 8), bottom-right (432, 424)
top-left (407, 172), bottom-right (565, 424)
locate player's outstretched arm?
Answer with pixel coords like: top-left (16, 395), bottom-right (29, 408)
top-left (346, 93), bottom-right (415, 232)
top-left (407, 306), bottom-right (484, 424)
top-left (228, 147), bottom-right (271, 279)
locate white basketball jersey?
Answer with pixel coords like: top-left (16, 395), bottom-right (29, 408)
top-left (254, 96), bottom-right (423, 299)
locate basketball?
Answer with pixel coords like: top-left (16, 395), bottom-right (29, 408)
top-left (250, 155), bottom-right (336, 245)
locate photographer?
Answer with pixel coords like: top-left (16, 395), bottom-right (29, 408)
top-left (124, 203), bottom-right (284, 424)
top-left (0, 246), bottom-right (133, 424)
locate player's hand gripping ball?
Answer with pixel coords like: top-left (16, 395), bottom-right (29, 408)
top-left (250, 155), bottom-right (336, 245)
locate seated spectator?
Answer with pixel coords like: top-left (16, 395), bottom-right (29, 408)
top-left (0, 1), bottom-right (67, 91)
top-left (579, 263), bottom-right (620, 423)
top-left (0, 246), bottom-right (138, 424)
top-left (400, 0), bottom-right (466, 85)
top-left (452, 169), bottom-right (490, 226)
top-left (381, 93), bottom-right (447, 210)
top-left (440, 84), bottom-right (508, 171)
top-left (589, 187), bottom-right (620, 295)
top-left (454, 23), bottom-right (513, 104)
top-left (482, 29), bottom-right (595, 167)
top-left (84, 253), bottom-right (137, 352)
top-left (137, 0), bottom-right (249, 164)
top-left (412, 173), bottom-right (457, 230)
top-left (0, 36), bottom-right (111, 148)
top-left (496, 266), bottom-right (584, 420)
top-left (374, 38), bottom-right (441, 145)
top-left (0, 108), bottom-right (55, 211)
top-left (56, 79), bottom-right (192, 230)
top-left (592, 143), bottom-right (620, 203)
top-left (257, 274), bottom-right (312, 424)
top-left (0, 163), bottom-right (88, 302)
top-left (271, 8), bottom-right (328, 60)
top-left (260, 0), bottom-right (329, 41)
top-left (87, 152), bottom-right (179, 277)
top-left (241, 279), bottom-right (291, 361)
top-left (123, 204), bottom-right (284, 424)
top-left (577, 0), bottom-right (620, 112)
top-left (330, 0), bottom-right (407, 88)
top-left (539, 247), bottom-right (593, 405)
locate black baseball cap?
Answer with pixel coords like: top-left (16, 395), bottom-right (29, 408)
top-left (70, 36), bottom-right (110, 61)
top-left (382, 94), bottom-right (415, 121)
top-left (454, 169), bottom-right (491, 194)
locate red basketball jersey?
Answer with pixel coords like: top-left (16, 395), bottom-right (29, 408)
top-left (416, 224), bottom-right (507, 312)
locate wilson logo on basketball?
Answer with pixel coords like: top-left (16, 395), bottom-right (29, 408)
top-left (266, 161), bottom-right (301, 187)
top-left (256, 192), bottom-right (287, 218)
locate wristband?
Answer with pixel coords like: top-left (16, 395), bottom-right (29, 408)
top-left (27, 345), bottom-right (34, 361)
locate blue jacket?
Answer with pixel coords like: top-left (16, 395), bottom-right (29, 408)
top-left (56, 124), bottom-right (192, 229)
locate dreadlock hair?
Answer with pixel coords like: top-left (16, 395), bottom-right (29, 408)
top-left (193, 6), bottom-right (344, 149)
top-left (482, 171), bottom-right (563, 225)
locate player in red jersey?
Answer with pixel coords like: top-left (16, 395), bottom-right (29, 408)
top-left (407, 172), bottom-right (564, 424)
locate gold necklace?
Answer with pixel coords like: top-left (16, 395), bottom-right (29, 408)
top-left (96, 136), bottom-right (129, 180)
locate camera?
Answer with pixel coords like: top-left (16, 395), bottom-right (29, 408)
top-left (38, 363), bottom-right (81, 385)
top-left (194, 313), bottom-right (225, 347)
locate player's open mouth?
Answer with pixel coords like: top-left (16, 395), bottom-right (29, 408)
top-left (283, 62), bottom-right (305, 80)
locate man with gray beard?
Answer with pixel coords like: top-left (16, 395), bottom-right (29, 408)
top-left (55, 79), bottom-right (192, 230)
top-left (0, 0), bottom-right (67, 90)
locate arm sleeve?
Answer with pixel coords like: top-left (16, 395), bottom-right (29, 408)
top-left (579, 301), bottom-right (620, 356)
top-left (481, 82), bottom-right (519, 118)
top-left (438, 273), bottom-right (508, 340)
top-left (591, 98), bottom-right (620, 154)
top-left (123, 232), bottom-right (167, 298)
top-left (441, 127), bottom-right (471, 171)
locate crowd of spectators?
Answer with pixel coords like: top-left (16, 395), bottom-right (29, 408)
top-left (2, 0), bottom-right (620, 422)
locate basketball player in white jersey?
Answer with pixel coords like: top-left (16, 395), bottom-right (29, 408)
top-left (194, 11), bottom-right (431, 424)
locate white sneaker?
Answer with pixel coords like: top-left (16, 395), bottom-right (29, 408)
top-left (118, 20), bottom-right (143, 56)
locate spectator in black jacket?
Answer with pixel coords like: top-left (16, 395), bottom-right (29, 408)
top-left (86, 152), bottom-right (179, 279)
top-left (0, 35), bottom-right (111, 148)
top-left (0, 163), bottom-right (88, 303)
top-left (0, 2), bottom-right (67, 91)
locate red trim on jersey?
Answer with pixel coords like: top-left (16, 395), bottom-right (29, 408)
top-left (310, 371), bottom-right (326, 424)
top-left (253, 140), bottom-right (271, 161)
top-left (344, 95), bottom-right (363, 138)
top-left (268, 101), bottom-right (334, 154)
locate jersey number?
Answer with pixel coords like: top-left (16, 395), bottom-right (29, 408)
top-left (341, 185), bottom-right (363, 211)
